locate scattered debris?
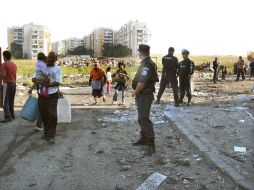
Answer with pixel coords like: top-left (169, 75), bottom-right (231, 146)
top-left (153, 120), bottom-right (165, 125)
top-left (234, 146), bottom-right (247, 153)
top-left (219, 150), bottom-right (246, 162)
top-left (120, 165), bottom-right (131, 171)
top-left (136, 172), bottom-right (167, 190)
top-left (238, 120), bottom-right (245, 123)
top-left (96, 150), bottom-right (104, 154)
top-left (172, 158), bottom-right (191, 166)
top-left (183, 179), bottom-right (190, 184)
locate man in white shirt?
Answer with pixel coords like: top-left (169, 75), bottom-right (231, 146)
top-left (33, 52), bottom-right (62, 144)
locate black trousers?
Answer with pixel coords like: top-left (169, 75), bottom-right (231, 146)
top-left (38, 93), bottom-right (58, 138)
top-left (157, 73), bottom-right (179, 102)
top-left (250, 68), bottom-right (254, 77)
top-left (136, 93), bottom-right (154, 141)
top-left (179, 76), bottom-right (192, 100)
top-left (236, 68), bottom-right (245, 80)
top-left (3, 83), bottom-right (16, 119)
top-left (213, 69), bottom-right (218, 83)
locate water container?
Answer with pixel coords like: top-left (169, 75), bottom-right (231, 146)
top-left (57, 97), bottom-right (71, 124)
top-left (21, 95), bottom-right (39, 122)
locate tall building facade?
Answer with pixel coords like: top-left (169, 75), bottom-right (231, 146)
top-left (52, 41), bottom-right (66, 56)
top-left (7, 23), bottom-right (51, 59)
top-left (7, 26), bottom-right (23, 50)
top-left (52, 38), bottom-right (84, 55)
top-left (83, 28), bottom-right (114, 57)
top-left (114, 20), bottom-right (151, 56)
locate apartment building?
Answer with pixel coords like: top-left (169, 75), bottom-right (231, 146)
top-left (7, 26), bottom-right (23, 51)
top-left (83, 28), bottom-right (113, 57)
top-left (114, 20), bottom-right (151, 56)
top-left (22, 23), bottom-right (51, 59)
top-left (52, 41), bottom-right (66, 55)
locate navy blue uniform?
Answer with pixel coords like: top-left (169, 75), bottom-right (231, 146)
top-left (157, 54), bottom-right (179, 103)
top-left (132, 57), bottom-right (159, 141)
top-left (178, 58), bottom-right (194, 102)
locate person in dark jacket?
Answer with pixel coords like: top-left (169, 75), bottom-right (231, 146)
top-left (156, 47), bottom-right (179, 106)
top-left (249, 61), bottom-right (254, 77)
top-left (132, 44), bottom-right (159, 149)
top-left (178, 49), bottom-right (195, 106)
top-left (212, 57), bottom-right (220, 83)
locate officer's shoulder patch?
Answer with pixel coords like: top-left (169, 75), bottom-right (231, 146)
top-left (142, 67), bottom-right (149, 76)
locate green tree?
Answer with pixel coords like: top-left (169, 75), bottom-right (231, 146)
top-left (10, 42), bottom-right (23, 59)
top-left (102, 44), bottom-right (132, 57)
top-left (66, 46), bottom-right (94, 57)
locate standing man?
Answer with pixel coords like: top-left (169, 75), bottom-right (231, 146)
top-left (236, 56), bottom-right (245, 81)
top-left (212, 57), bottom-right (220, 83)
top-left (33, 52), bottom-right (62, 144)
top-left (0, 50), bottom-right (17, 122)
top-left (155, 47), bottom-right (179, 106)
top-left (178, 49), bottom-right (195, 106)
top-left (132, 44), bottom-right (159, 148)
top-left (249, 60), bottom-right (254, 77)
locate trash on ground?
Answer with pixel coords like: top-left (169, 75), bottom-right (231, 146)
top-left (136, 172), bottom-right (167, 190)
top-left (153, 120), bottom-right (165, 125)
top-left (234, 146), bottom-right (247, 153)
top-left (238, 120), bottom-right (245, 123)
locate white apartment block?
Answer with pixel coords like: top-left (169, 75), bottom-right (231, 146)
top-left (52, 38), bottom-right (84, 55)
top-left (52, 41), bottom-right (66, 55)
top-left (22, 23), bottom-right (51, 59)
top-left (65, 38), bottom-right (84, 52)
top-left (7, 26), bottom-right (23, 51)
top-left (114, 20), bottom-right (151, 56)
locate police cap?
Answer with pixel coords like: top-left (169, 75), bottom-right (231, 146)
top-left (138, 44), bottom-right (150, 53)
top-left (182, 49), bottom-right (190, 55)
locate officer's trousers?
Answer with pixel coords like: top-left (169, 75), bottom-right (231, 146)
top-left (179, 76), bottom-right (192, 100)
top-left (136, 93), bottom-right (155, 141)
top-left (157, 74), bottom-right (178, 102)
top-left (236, 68), bottom-right (245, 81)
top-left (213, 69), bottom-right (218, 83)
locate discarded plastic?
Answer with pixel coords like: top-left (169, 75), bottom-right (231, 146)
top-left (136, 172), bottom-right (167, 190)
top-left (238, 120), bottom-right (245, 123)
top-left (234, 146), bottom-right (247, 153)
top-left (57, 97), bottom-right (72, 123)
top-left (153, 120), bottom-right (165, 125)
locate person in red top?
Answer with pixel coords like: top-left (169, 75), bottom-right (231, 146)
top-left (0, 50), bottom-right (17, 122)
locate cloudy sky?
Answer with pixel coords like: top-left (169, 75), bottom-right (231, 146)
top-left (0, 0), bottom-right (253, 55)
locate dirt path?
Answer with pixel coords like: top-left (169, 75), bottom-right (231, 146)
top-left (1, 72), bottom-right (253, 190)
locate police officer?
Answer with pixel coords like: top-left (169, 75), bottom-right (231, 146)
top-left (156, 47), bottom-right (179, 106)
top-left (178, 49), bottom-right (195, 106)
top-left (212, 57), bottom-right (220, 83)
top-left (132, 44), bottom-right (159, 147)
top-left (236, 56), bottom-right (245, 81)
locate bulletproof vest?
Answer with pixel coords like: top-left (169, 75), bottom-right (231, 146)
top-left (163, 55), bottom-right (178, 74)
top-left (179, 59), bottom-right (194, 77)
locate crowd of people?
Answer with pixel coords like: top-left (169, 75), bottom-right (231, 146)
top-left (0, 44), bottom-right (253, 150)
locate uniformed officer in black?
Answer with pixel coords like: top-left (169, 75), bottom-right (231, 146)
top-left (212, 57), bottom-right (220, 83)
top-left (156, 47), bottom-right (179, 106)
top-left (178, 49), bottom-right (195, 106)
top-left (132, 44), bottom-right (159, 147)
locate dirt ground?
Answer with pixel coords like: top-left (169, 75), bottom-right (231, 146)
top-left (0, 72), bottom-right (253, 190)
